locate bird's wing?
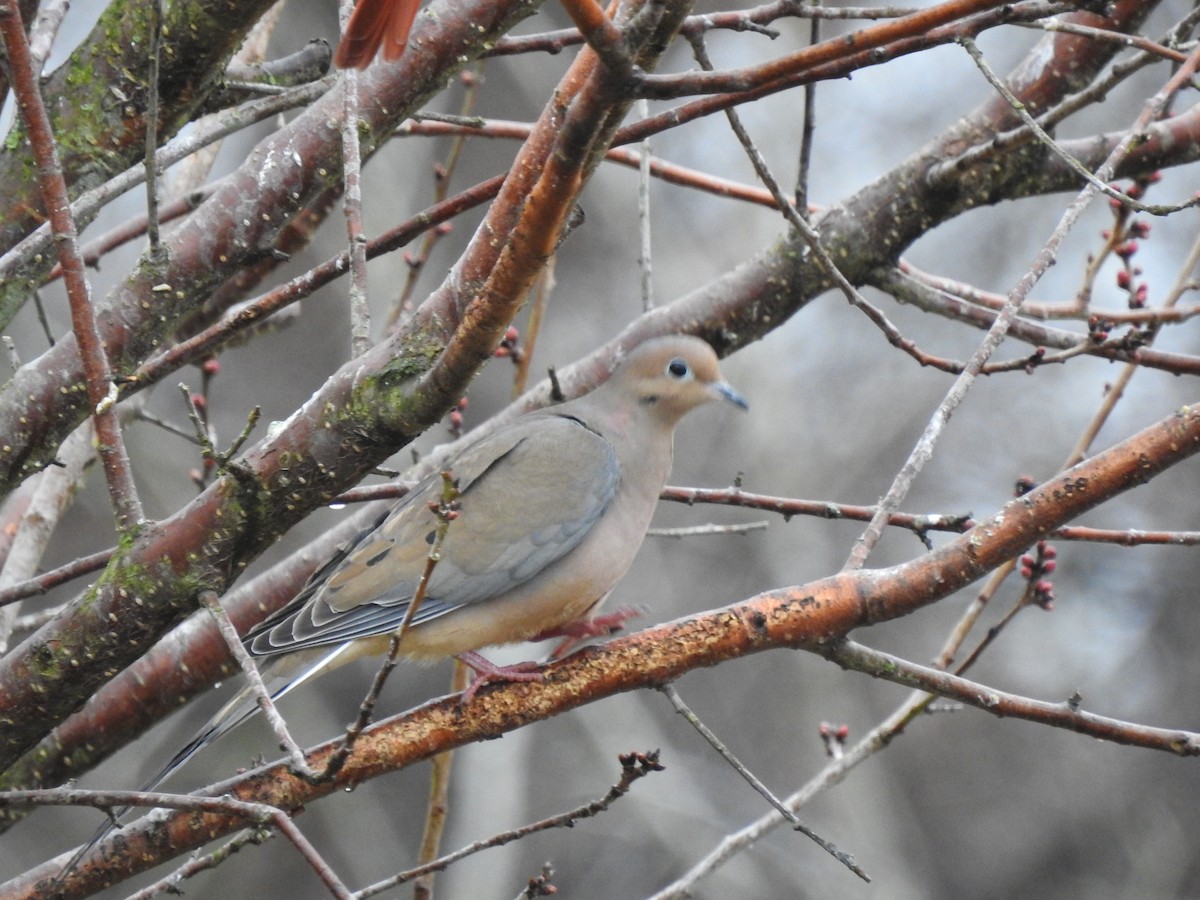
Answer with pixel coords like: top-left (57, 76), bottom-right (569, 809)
top-left (247, 413), bottom-right (619, 656)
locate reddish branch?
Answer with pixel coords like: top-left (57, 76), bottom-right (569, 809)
top-left (401, 117), bottom-right (779, 207)
top-left (637, 0), bottom-right (1013, 96)
top-left (14, 399), bottom-right (1200, 898)
top-left (407, 0), bottom-right (693, 408)
top-left (621, 2), bottom-right (1093, 142)
top-left (0, 0), bottom-right (537, 496)
top-left (0, 512), bottom-right (377, 828)
top-left (0, 2), bottom-right (142, 531)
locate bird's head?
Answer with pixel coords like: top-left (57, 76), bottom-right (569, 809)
top-left (612, 335), bottom-right (748, 425)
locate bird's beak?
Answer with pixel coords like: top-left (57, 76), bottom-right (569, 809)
top-left (712, 381), bottom-right (749, 411)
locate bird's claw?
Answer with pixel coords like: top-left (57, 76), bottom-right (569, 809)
top-left (457, 651), bottom-right (545, 702)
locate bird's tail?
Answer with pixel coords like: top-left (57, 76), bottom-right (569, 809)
top-left (55, 642), bottom-right (353, 884)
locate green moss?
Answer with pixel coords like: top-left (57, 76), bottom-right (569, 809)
top-left (340, 336), bottom-right (445, 430)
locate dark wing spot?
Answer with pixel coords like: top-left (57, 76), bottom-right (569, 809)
top-left (365, 546), bottom-right (392, 567)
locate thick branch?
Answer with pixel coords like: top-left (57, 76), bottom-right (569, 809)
top-left (0, 0), bottom-right (282, 326)
top-left (0, 0), bottom-right (540, 497)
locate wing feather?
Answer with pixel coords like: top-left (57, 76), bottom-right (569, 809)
top-left (247, 414), bottom-right (618, 656)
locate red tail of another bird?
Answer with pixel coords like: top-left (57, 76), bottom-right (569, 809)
top-left (334, 0), bottom-right (422, 69)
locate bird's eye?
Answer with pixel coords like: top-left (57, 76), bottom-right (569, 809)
top-left (666, 358), bottom-right (690, 379)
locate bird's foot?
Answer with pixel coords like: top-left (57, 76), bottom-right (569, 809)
top-left (533, 606), bottom-right (643, 659)
top-left (457, 651), bottom-right (545, 702)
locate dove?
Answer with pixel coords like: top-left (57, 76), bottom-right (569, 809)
top-left (138, 336), bottom-right (747, 793)
top-left (57, 336), bottom-right (745, 883)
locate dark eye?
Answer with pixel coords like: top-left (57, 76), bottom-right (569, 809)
top-left (667, 357), bottom-right (690, 379)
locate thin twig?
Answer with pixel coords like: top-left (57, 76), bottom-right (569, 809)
top-left (320, 473), bottom-right (459, 781)
top-left (125, 828), bottom-right (272, 900)
top-left (412, 660), bottom-right (471, 900)
top-left (356, 752), bottom-right (666, 897)
top-left (511, 260), bottom-right (556, 398)
top-left (2, 788), bottom-right (352, 900)
top-left (341, 4), bottom-right (371, 357)
top-left (144, 0), bottom-right (164, 255)
top-left (897, 260), bottom-right (1200, 324)
top-left (399, 116), bottom-right (782, 209)
top-left (1016, 15), bottom-right (1190, 63)
top-left (822, 639), bottom-right (1200, 754)
top-left (876, 266), bottom-right (1200, 377)
top-left (793, 0), bottom-right (819, 214)
top-left (659, 684), bottom-right (869, 882)
top-left (649, 521), bottom-right (768, 538)
top-left (514, 864), bottom-right (557, 900)
top-left (958, 37), bottom-right (1196, 217)
top-left (637, 98), bottom-right (655, 311)
top-left (648, 687), bottom-right (939, 899)
top-left (199, 590), bottom-right (319, 780)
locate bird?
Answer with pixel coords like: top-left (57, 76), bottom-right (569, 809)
top-left (146, 335), bottom-right (748, 788)
top-left (58, 336), bottom-right (746, 880)
top-left (334, 0), bottom-right (423, 69)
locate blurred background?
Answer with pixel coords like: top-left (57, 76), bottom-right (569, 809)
top-left (3, 1), bottom-right (1200, 897)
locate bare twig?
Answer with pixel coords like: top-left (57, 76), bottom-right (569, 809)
top-left (0, 788), bottom-right (351, 900)
top-left (843, 41), bottom-right (1200, 571)
top-left (320, 473), bottom-right (459, 781)
top-left (637, 98), bottom-right (655, 311)
top-left (793, 0), bottom-right (819, 214)
top-left (341, 9), bottom-right (371, 357)
top-left (411, 661), bottom-right (470, 900)
top-left (958, 37), bottom-right (1196, 216)
top-left (660, 684), bottom-right (869, 882)
top-left (144, 0), bottom-right (165, 255)
top-left (356, 752), bottom-right (666, 897)
top-left (649, 520), bottom-right (769, 538)
top-left (821, 639), bottom-right (1200, 754)
top-left (125, 828), bottom-right (272, 900)
top-left (200, 590), bottom-right (319, 780)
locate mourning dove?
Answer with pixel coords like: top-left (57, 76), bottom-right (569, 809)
top-left (145, 335), bottom-right (747, 787)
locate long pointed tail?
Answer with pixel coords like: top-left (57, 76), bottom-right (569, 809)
top-left (55, 643), bottom-right (352, 883)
